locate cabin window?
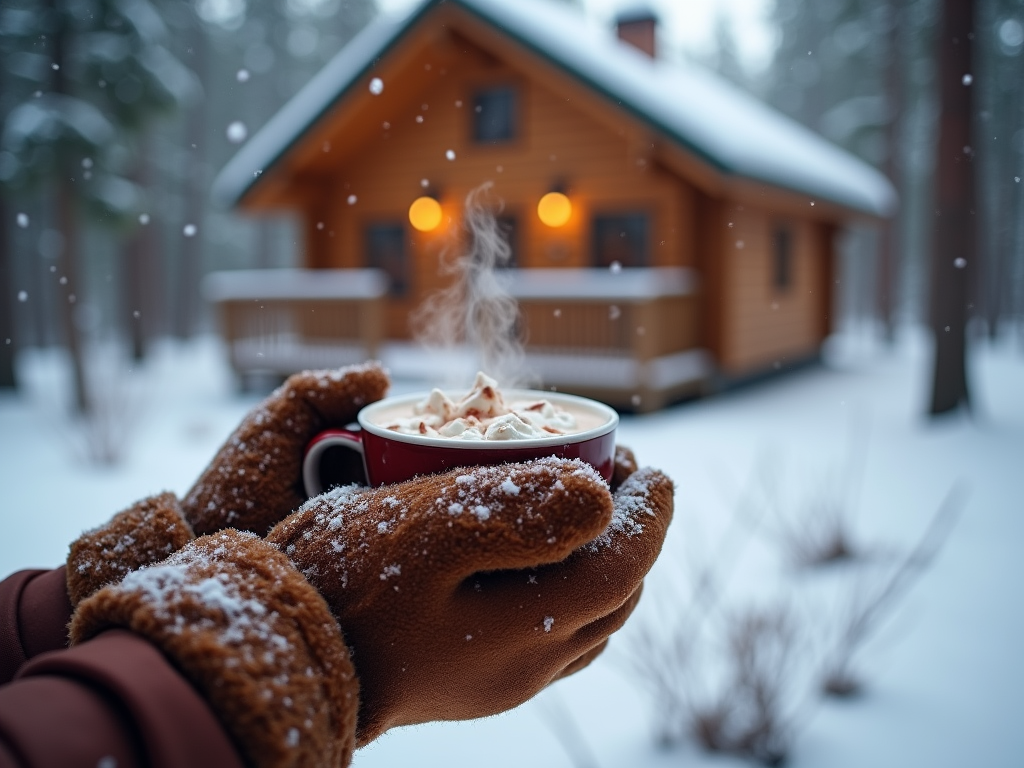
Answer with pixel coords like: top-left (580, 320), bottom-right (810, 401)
top-left (773, 226), bottom-right (793, 291)
top-left (496, 215), bottom-right (518, 268)
top-left (592, 213), bottom-right (649, 268)
top-left (472, 86), bottom-right (518, 143)
top-left (469, 214), bottom-right (518, 268)
top-left (365, 223), bottom-right (409, 297)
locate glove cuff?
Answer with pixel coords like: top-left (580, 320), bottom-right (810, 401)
top-left (67, 492), bottom-right (195, 606)
top-left (70, 530), bottom-right (359, 768)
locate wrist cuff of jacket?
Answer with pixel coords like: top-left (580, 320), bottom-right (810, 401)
top-left (70, 530), bottom-right (359, 768)
top-left (67, 492), bottom-right (196, 607)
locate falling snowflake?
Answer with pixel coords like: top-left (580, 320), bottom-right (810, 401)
top-left (16, 213), bottom-right (28, 228)
top-left (226, 122), bottom-right (247, 143)
top-left (183, 224), bottom-right (197, 237)
top-left (17, 291), bottom-right (28, 302)
top-left (445, 149), bottom-right (456, 161)
top-left (81, 158), bottom-right (93, 169)
top-left (139, 213), bottom-right (150, 225)
top-left (609, 305), bottom-right (621, 320)
top-left (347, 194), bottom-right (358, 205)
top-left (420, 178), bottom-right (429, 188)
top-left (609, 261), bottom-right (622, 274)
top-left (954, 257), bottom-right (967, 269)
top-left (962, 74), bottom-right (973, 86)
top-left (543, 616), bottom-right (554, 633)
top-left (369, 77), bottom-right (384, 95)
top-left (236, 69), bottom-right (250, 82)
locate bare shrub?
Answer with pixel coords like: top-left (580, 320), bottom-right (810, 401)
top-left (819, 484), bottom-right (965, 697)
top-left (692, 605), bottom-right (807, 766)
top-left (69, 340), bottom-right (147, 465)
top-left (757, 424), bottom-right (872, 568)
top-left (625, 449), bottom-right (963, 764)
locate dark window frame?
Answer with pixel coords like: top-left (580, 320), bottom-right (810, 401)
top-left (365, 221), bottom-right (410, 297)
top-left (471, 85), bottom-right (519, 145)
top-left (495, 213), bottom-right (519, 268)
top-left (591, 212), bottom-right (650, 269)
top-left (773, 225), bottom-right (793, 292)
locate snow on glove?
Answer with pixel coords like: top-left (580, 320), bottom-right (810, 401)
top-left (66, 492), bottom-right (195, 606)
top-left (265, 454), bottom-right (673, 744)
top-left (183, 362), bottom-right (390, 536)
top-left (65, 363), bottom-right (390, 606)
top-left (71, 529), bottom-right (359, 768)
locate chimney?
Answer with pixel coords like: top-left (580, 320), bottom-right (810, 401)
top-left (615, 6), bottom-right (658, 59)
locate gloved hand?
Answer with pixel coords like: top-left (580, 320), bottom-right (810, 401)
top-left (182, 362), bottom-right (390, 536)
top-left (71, 453), bottom-right (672, 768)
top-left (266, 453), bottom-right (673, 744)
top-left (66, 363), bottom-right (390, 605)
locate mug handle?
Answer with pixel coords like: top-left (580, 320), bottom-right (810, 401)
top-left (303, 428), bottom-right (367, 497)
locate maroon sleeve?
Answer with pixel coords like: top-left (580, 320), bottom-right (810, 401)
top-left (0, 630), bottom-right (244, 768)
top-left (0, 569), bottom-right (74, 685)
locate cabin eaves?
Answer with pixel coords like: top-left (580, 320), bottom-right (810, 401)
top-left (212, 0), bottom-right (896, 218)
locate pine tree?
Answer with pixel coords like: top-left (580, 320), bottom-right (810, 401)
top-left (0, 0), bottom-right (195, 411)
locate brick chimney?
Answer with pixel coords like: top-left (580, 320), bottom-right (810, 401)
top-left (616, 6), bottom-right (658, 59)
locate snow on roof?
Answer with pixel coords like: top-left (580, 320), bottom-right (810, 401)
top-left (212, 0), bottom-right (896, 218)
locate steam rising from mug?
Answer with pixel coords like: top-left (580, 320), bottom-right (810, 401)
top-left (412, 183), bottom-right (536, 387)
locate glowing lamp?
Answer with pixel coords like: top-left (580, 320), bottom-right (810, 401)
top-left (409, 196), bottom-right (442, 232)
top-left (537, 191), bottom-right (572, 228)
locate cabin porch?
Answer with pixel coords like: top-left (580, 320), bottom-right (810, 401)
top-left (203, 266), bottom-right (711, 412)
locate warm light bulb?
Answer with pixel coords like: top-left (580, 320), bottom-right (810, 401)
top-left (409, 196), bottom-right (442, 232)
top-left (537, 191), bottom-right (571, 228)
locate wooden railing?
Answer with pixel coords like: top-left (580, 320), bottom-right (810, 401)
top-left (204, 267), bottom-right (710, 409)
top-left (203, 269), bottom-right (387, 386)
top-left (501, 268), bottom-right (709, 410)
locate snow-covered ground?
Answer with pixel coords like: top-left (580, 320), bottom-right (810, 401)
top-left (1, 328), bottom-right (1021, 768)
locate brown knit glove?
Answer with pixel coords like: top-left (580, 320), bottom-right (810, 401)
top-left (66, 492), bottom-right (195, 606)
top-left (266, 453), bottom-right (674, 744)
top-left (182, 362), bottom-right (389, 536)
top-left (71, 530), bottom-right (359, 768)
top-left (65, 363), bottom-right (389, 606)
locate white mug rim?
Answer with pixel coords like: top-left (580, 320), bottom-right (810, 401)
top-left (356, 388), bottom-right (618, 449)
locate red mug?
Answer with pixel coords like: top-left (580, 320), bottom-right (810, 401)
top-left (302, 389), bottom-right (619, 494)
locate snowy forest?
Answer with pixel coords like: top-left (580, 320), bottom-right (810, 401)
top-left (1, 0), bottom-right (1022, 397)
top-left (0, 1), bottom-right (1023, 767)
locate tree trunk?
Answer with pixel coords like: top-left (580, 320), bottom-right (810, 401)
top-left (55, 179), bottom-right (90, 413)
top-left (49, 0), bottom-right (90, 414)
top-left (928, 0), bottom-right (975, 415)
top-left (878, 0), bottom-right (906, 343)
top-left (173, 18), bottom-right (207, 340)
top-left (0, 194), bottom-right (16, 388)
top-left (124, 130), bottom-right (160, 361)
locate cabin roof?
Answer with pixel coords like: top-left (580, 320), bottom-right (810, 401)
top-left (212, 0), bottom-right (896, 218)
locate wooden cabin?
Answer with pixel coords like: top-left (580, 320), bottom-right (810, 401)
top-left (210, 0), bottom-right (895, 409)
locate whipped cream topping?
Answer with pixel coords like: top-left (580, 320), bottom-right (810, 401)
top-left (382, 372), bottom-right (578, 441)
